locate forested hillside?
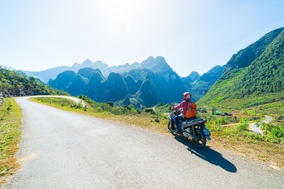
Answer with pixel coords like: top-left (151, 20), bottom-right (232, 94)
top-left (0, 66), bottom-right (67, 97)
top-left (198, 27), bottom-right (284, 109)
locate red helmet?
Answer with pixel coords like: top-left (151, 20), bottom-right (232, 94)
top-left (183, 92), bottom-right (191, 100)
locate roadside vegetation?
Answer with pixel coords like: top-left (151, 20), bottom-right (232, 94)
top-left (0, 98), bottom-right (22, 184)
top-left (30, 95), bottom-right (284, 169)
top-left (0, 66), bottom-right (68, 97)
top-left (196, 102), bottom-right (284, 169)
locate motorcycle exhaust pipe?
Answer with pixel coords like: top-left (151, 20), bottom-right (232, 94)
top-left (182, 132), bottom-right (194, 141)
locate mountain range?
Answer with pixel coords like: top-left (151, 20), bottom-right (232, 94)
top-left (23, 57), bottom-right (180, 84)
top-left (46, 56), bottom-right (224, 108)
top-left (22, 26), bottom-right (284, 109)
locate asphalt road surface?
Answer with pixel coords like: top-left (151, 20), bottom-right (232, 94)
top-left (3, 97), bottom-right (284, 189)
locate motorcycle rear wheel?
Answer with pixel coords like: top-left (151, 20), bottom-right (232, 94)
top-left (192, 131), bottom-right (206, 148)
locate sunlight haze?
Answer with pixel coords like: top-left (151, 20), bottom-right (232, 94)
top-left (0, 0), bottom-right (284, 76)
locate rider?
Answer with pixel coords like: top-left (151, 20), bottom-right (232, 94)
top-left (172, 92), bottom-right (193, 132)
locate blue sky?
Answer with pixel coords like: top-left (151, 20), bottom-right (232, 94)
top-left (0, 0), bottom-right (283, 76)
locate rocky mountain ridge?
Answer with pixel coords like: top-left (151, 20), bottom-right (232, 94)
top-left (48, 57), bottom-right (224, 107)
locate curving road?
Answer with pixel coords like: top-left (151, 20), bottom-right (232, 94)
top-left (249, 115), bottom-right (273, 135)
top-left (3, 97), bottom-right (284, 189)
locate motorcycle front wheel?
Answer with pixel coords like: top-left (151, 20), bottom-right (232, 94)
top-left (192, 131), bottom-right (206, 148)
top-left (167, 121), bottom-right (173, 132)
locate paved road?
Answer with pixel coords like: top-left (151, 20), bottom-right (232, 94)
top-left (3, 97), bottom-right (284, 189)
top-left (249, 115), bottom-right (273, 135)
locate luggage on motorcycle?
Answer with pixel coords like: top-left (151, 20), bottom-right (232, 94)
top-left (185, 102), bottom-right (197, 118)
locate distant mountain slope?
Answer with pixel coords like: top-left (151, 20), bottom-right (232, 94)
top-left (49, 70), bottom-right (76, 90)
top-left (24, 66), bottom-right (71, 84)
top-left (24, 60), bottom-right (108, 83)
top-left (198, 27), bottom-right (284, 109)
top-left (188, 71), bottom-right (200, 81)
top-left (226, 27), bottom-right (284, 70)
top-left (189, 65), bottom-right (225, 100)
top-left (126, 67), bottom-right (186, 103)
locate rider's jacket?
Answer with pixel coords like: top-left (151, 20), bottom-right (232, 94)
top-left (172, 99), bottom-right (190, 117)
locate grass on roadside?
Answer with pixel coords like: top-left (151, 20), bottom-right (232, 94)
top-left (0, 98), bottom-right (22, 185)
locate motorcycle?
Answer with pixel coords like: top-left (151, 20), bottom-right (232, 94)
top-left (168, 109), bottom-right (211, 148)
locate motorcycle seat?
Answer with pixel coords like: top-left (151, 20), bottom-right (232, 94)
top-left (183, 118), bottom-right (204, 123)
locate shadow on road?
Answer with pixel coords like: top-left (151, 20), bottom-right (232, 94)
top-left (174, 136), bottom-right (237, 173)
